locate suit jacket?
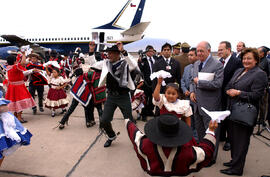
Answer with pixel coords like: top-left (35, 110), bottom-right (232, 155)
top-left (174, 53), bottom-right (190, 76)
top-left (221, 55), bottom-right (243, 109)
top-left (138, 56), bottom-right (153, 87)
top-left (225, 66), bottom-right (268, 109)
top-left (125, 119), bottom-right (216, 176)
top-left (190, 56), bottom-right (224, 114)
top-left (152, 57), bottom-right (181, 93)
top-left (181, 64), bottom-right (193, 94)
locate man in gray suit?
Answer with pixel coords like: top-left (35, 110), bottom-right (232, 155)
top-left (190, 41), bottom-right (224, 164)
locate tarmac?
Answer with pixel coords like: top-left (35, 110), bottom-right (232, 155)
top-left (0, 93), bottom-right (270, 177)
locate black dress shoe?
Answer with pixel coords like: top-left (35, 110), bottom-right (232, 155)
top-left (223, 161), bottom-right (232, 167)
top-left (220, 168), bottom-right (243, 176)
top-left (223, 142), bottom-right (231, 151)
top-left (104, 139), bottom-right (113, 148)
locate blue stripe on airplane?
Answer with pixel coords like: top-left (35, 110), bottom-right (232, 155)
top-left (131, 0), bottom-right (146, 27)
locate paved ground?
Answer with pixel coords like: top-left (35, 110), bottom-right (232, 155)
top-left (0, 96), bottom-right (270, 177)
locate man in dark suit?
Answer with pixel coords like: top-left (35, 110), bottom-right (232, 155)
top-left (257, 46), bottom-right (270, 126)
top-left (218, 41), bottom-right (243, 151)
top-left (152, 43), bottom-right (182, 94)
top-left (138, 45), bottom-right (156, 121)
top-left (190, 41), bottom-right (224, 165)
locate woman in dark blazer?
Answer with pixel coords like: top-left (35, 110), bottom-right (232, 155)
top-left (220, 48), bottom-right (268, 176)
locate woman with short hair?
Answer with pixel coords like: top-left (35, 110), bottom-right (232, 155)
top-left (221, 48), bottom-right (268, 176)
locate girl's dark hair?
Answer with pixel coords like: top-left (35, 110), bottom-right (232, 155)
top-left (165, 83), bottom-right (180, 95)
top-left (6, 55), bottom-right (16, 65)
top-left (52, 67), bottom-right (60, 73)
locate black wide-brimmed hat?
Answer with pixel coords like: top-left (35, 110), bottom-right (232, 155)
top-left (102, 45), bottom-right (120, 53)
top-left (144, 114), bottom-right (192, 147)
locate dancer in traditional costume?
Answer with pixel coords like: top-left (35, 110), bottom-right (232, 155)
top-left (58, 69), bottom-right (105, 129)
top-left (5, 54), bottom-right (36, 123)
top-left (0, 91), bottom-right (32, 166)
top-left (44, 67), bottom-right (69, 117)
top-left (26, 53), bottom-right (46, 114)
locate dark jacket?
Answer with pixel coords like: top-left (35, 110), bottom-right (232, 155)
top-left (221, 55), bottom-right (243, 109)
top-left (225, 66), bottom-right (268, 109)
top-left (152, 57), bottom-right (181, 93)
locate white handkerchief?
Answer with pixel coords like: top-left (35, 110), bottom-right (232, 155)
top-left (201, 107), bottom-right (230, 123)
top-left (150, 70), bottom-right (172, 86)
top-left (44, 61), bottom-right (61, 69)
top-left (198, 72), bottom-right (215, 81)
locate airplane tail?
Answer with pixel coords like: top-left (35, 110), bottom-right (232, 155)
top-left (121, 22), bottom-right (150, 36)
top-left (94, 0), bottom-right (146, 30)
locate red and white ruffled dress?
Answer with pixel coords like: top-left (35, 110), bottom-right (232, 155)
top-left (153, 94), bottom-right (193, 119)
top-left (44, 76), bottom-right (69, 109)
top-left (5, 63), bottom-right (36, 112)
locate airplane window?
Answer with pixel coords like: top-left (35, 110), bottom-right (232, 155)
top-left (87, 37), bottom-right (90, 40)
top-left (81, 37), bottom-right (83, 40)
top-left (64, 38), bottom-right (66, 40)
top-left (49, 38), bottom-right (51, 41)
top-left (42, 38), bottom-right (44, 41)
top-left (68, 38), bottom-right (70, 40)
top-left (61, 38), bottom-right (63, 40)
top-left (84, 37), bottom-right (86, 40)
top-left (71, 38), bottom-right (73, 40)
top-left (55, 38), bottom-right (57, 41)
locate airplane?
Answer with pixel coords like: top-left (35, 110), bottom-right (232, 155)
top-left (0, 0), bottom-right (150, 59)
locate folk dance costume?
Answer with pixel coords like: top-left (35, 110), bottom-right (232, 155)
top-left (5, 63), bottom-right (36, 122)
top-left (0, 91), bottom-right (32, 161)
top-left (26, 60), bottom-right (46, 114)
top-left (59, 70), bottom-right (106, 129)
top-left (153, 94), bottom-right (192, 119)
top-left (60, 57), bottom-right (72, 78)
top-left (126, 114), bottom-right (216, 176)
top-left (90, 45), bottom-right (137, 147)
top-left (44, 76), bottom-right (69, 113)
top-left (131, 89), bottom-right (146, 120)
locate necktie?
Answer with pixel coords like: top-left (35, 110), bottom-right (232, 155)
top-left (199, 62), bottom-right (203, 72)
top-left (166, 58), bottom-right (169, 65)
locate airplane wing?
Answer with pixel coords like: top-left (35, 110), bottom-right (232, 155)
top-left (1, 35), bottom-right (32, 46)
top-left (121, 22), bottom-right (150, 36)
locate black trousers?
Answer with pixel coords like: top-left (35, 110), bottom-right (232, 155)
top-left (60, 98), bottom-right (102, 125)
top-left (228, 119), bottom-right (253, 173)
top-left (100, 92), bottom-right (134, 138)
top-left (29, 83), bottom-right (44, 109)
top-left (194, 108), bottom-right (220, 161)
top-left (141, 86), bottom-right (154, 116)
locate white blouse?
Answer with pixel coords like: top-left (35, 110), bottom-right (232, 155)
top-left (153, 94), bottom-right (193, 117)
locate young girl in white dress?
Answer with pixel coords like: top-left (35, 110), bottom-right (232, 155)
top-left (153, 77), bottom-right (192, 126)
top-left (44, 67), bottom-right (69, 117)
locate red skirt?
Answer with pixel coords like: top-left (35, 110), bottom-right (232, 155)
top-left (44, 88), bottom-right (68, 109)
top-left (5, 83), bottom-right (36, 112)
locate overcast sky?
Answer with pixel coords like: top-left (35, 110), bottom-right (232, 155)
top-left (0, 0), bottom-right (269, 51)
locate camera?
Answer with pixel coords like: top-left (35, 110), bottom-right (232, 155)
top-left (138, 50), bottom-right (147, 59)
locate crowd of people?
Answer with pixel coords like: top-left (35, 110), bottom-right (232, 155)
top-left (0, 40), bottom-right (269, 176)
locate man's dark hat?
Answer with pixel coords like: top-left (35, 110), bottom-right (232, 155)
top-left (144, 114), bottom-right (192, 147)
top-left (102, 45), bottom-right (120, 53)
top-left (173, 42), bottom-right (181, 49)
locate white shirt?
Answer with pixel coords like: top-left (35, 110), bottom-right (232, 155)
top-left (223, 54), bottom-right (231, 68)
top-left (163, 56), bottom-right (171, 65)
